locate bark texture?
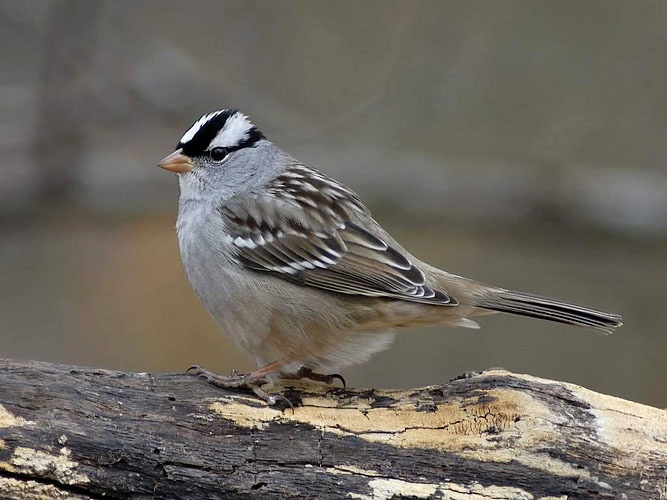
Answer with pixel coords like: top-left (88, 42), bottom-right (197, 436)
top-left (0, 359), bottom-right (665, 499)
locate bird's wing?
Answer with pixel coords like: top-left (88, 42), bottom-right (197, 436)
top-left (219, 164), bottom-right (456, 305)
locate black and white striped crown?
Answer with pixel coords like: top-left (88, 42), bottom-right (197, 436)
top-left (177, 109), bottom-right (264, 157)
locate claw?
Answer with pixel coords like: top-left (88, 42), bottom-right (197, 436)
top-left (291, 367), bottom-right (347, 388)
top-left (276, 396), bottom-right (295, 411)
top-left (259, 390), bottom-right (294, 411)
top-left (185, 364), bottom-right (294, 409)
top-left (329, 373), bottom-right (346, 389)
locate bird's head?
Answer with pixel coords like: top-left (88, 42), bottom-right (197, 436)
top-left (158, 109), bottom-right (271, 197)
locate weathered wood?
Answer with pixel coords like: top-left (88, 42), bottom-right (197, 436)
top-left (0, 359), bottom-right (664, 499)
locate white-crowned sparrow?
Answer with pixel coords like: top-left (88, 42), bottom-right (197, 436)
top-left (158, 109), bottom-right (622, 403)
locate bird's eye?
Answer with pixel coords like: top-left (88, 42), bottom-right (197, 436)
top-left (209, 147), bottom-right (228, 161)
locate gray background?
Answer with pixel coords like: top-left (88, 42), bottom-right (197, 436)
top-left (1, 1), bottom-right (665, 407)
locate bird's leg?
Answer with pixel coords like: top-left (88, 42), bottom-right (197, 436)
top-left (282, 366), bottom-right (346, 388)
top-left (187, 360), bottom-right (293, 408)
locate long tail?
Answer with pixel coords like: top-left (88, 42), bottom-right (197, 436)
top-left (473, 289), bottom-right (623, 334)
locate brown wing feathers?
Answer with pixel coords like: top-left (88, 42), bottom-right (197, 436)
top-left (220, 164), bottom-right (455, 306)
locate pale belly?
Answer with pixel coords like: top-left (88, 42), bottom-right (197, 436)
top-left (174, 206), bottom-right (474, 373)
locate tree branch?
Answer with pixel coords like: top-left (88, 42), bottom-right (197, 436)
top-left (0, 359), bottom-right (664, 499)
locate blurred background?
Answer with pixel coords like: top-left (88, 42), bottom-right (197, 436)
top-left (1, 1), bottom-right (665, 407)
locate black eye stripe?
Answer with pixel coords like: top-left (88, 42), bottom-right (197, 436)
top-left (224, 128), bottom-right (265, 153)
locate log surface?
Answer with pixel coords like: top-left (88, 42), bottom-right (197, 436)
top-left (0, 359), bottom-right (665, 499)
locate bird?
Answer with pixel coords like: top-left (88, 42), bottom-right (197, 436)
top-left (158, 109), bottom-right (623, 405)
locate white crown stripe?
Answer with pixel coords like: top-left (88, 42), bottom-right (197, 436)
top-left (178, 110), bottom-right (257, 150)
top-left (209, 112), bottom-right (255, 150)
top-left (179, 111), bottom-right (224, 144)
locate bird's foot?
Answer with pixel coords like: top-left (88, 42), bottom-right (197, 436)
top-left (284, 366), bottom-right (346, 388)
top-left (186, 365), bottom-right (293, 409)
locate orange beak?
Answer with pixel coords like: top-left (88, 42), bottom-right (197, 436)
top-left (158, 149), bottom-right (194, 174)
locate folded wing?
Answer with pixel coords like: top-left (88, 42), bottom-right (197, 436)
top-left (220, 163), bottom-right (455, 306)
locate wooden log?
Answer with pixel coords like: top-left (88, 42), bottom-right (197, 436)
top-left (0, 359), bottom-right (664, 499)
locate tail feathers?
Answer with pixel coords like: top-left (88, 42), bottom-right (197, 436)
top-left (474, 290), bottom-right (623, 334)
